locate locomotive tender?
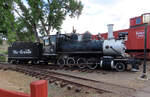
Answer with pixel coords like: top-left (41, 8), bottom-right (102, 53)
top-left (8, 24), bottom-right (140, 71)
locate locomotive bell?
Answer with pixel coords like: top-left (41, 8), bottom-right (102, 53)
top-left (107, 24), bottom-right (114, 39)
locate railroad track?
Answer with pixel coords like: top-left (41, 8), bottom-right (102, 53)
top-left (0, 63), bottom-right (139, 97)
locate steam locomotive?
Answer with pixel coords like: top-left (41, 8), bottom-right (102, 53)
top-left (8, 24), bottom-right (140, 71)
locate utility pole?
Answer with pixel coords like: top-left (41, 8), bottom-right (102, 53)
top-left (140, 23), bottom-right (148, 80)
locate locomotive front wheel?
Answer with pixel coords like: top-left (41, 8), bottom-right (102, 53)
top-left (87, 58), bottom-right (98, 70)
top-left (57, 58), bottom-right (65, 68)
top-left (77, 58), bottom-right (86, 69)
top-left (115, 62), bottom-right (125, 72)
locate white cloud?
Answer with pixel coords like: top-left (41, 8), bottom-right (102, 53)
top-left (60, 0), bottom-right (150, 35)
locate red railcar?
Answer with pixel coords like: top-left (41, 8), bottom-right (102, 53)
top-left (94, 13), bottom-right (150, 59)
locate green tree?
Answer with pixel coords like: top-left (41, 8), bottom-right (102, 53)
top-left (1, 0), bottom-right (83, 42)
top-left (0, 0), bottom-right (18, 42)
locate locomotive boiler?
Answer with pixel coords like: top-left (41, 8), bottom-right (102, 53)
top-left (8, 24), bottom-right (140, 71)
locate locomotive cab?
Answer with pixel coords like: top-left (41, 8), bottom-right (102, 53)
top-left (42, 35), bottom-right (57, 55)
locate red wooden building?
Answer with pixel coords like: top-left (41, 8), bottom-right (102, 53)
top-left (92, 13), bottom-right (150, 59)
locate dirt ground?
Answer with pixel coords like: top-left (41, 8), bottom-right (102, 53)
top-left (48, 83), bottom-right (123, 97)
top-left (0, 70), bottom-right (37, 93)
top-left (0, 69), bottom-right (122, 97)
top-left (0, 62), bottom-right (150, 97)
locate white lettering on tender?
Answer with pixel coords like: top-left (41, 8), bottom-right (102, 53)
top-left (12, 49), bottom-right (32, 55)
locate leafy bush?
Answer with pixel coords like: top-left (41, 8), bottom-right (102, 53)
top-left (0, 55), bottom-right (6, 62)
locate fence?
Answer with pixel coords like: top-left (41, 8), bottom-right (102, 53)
top-left (0, 80), bottom-right (48, 97)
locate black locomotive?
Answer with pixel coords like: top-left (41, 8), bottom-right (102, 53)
top-left (8, 31), bottom-right (140, 71)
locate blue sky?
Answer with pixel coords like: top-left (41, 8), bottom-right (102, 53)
top-left (61, 0), bottom-right (150, 35)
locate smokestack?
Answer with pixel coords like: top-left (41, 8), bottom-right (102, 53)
top-left (107, 24), bottom-right (114, 39)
